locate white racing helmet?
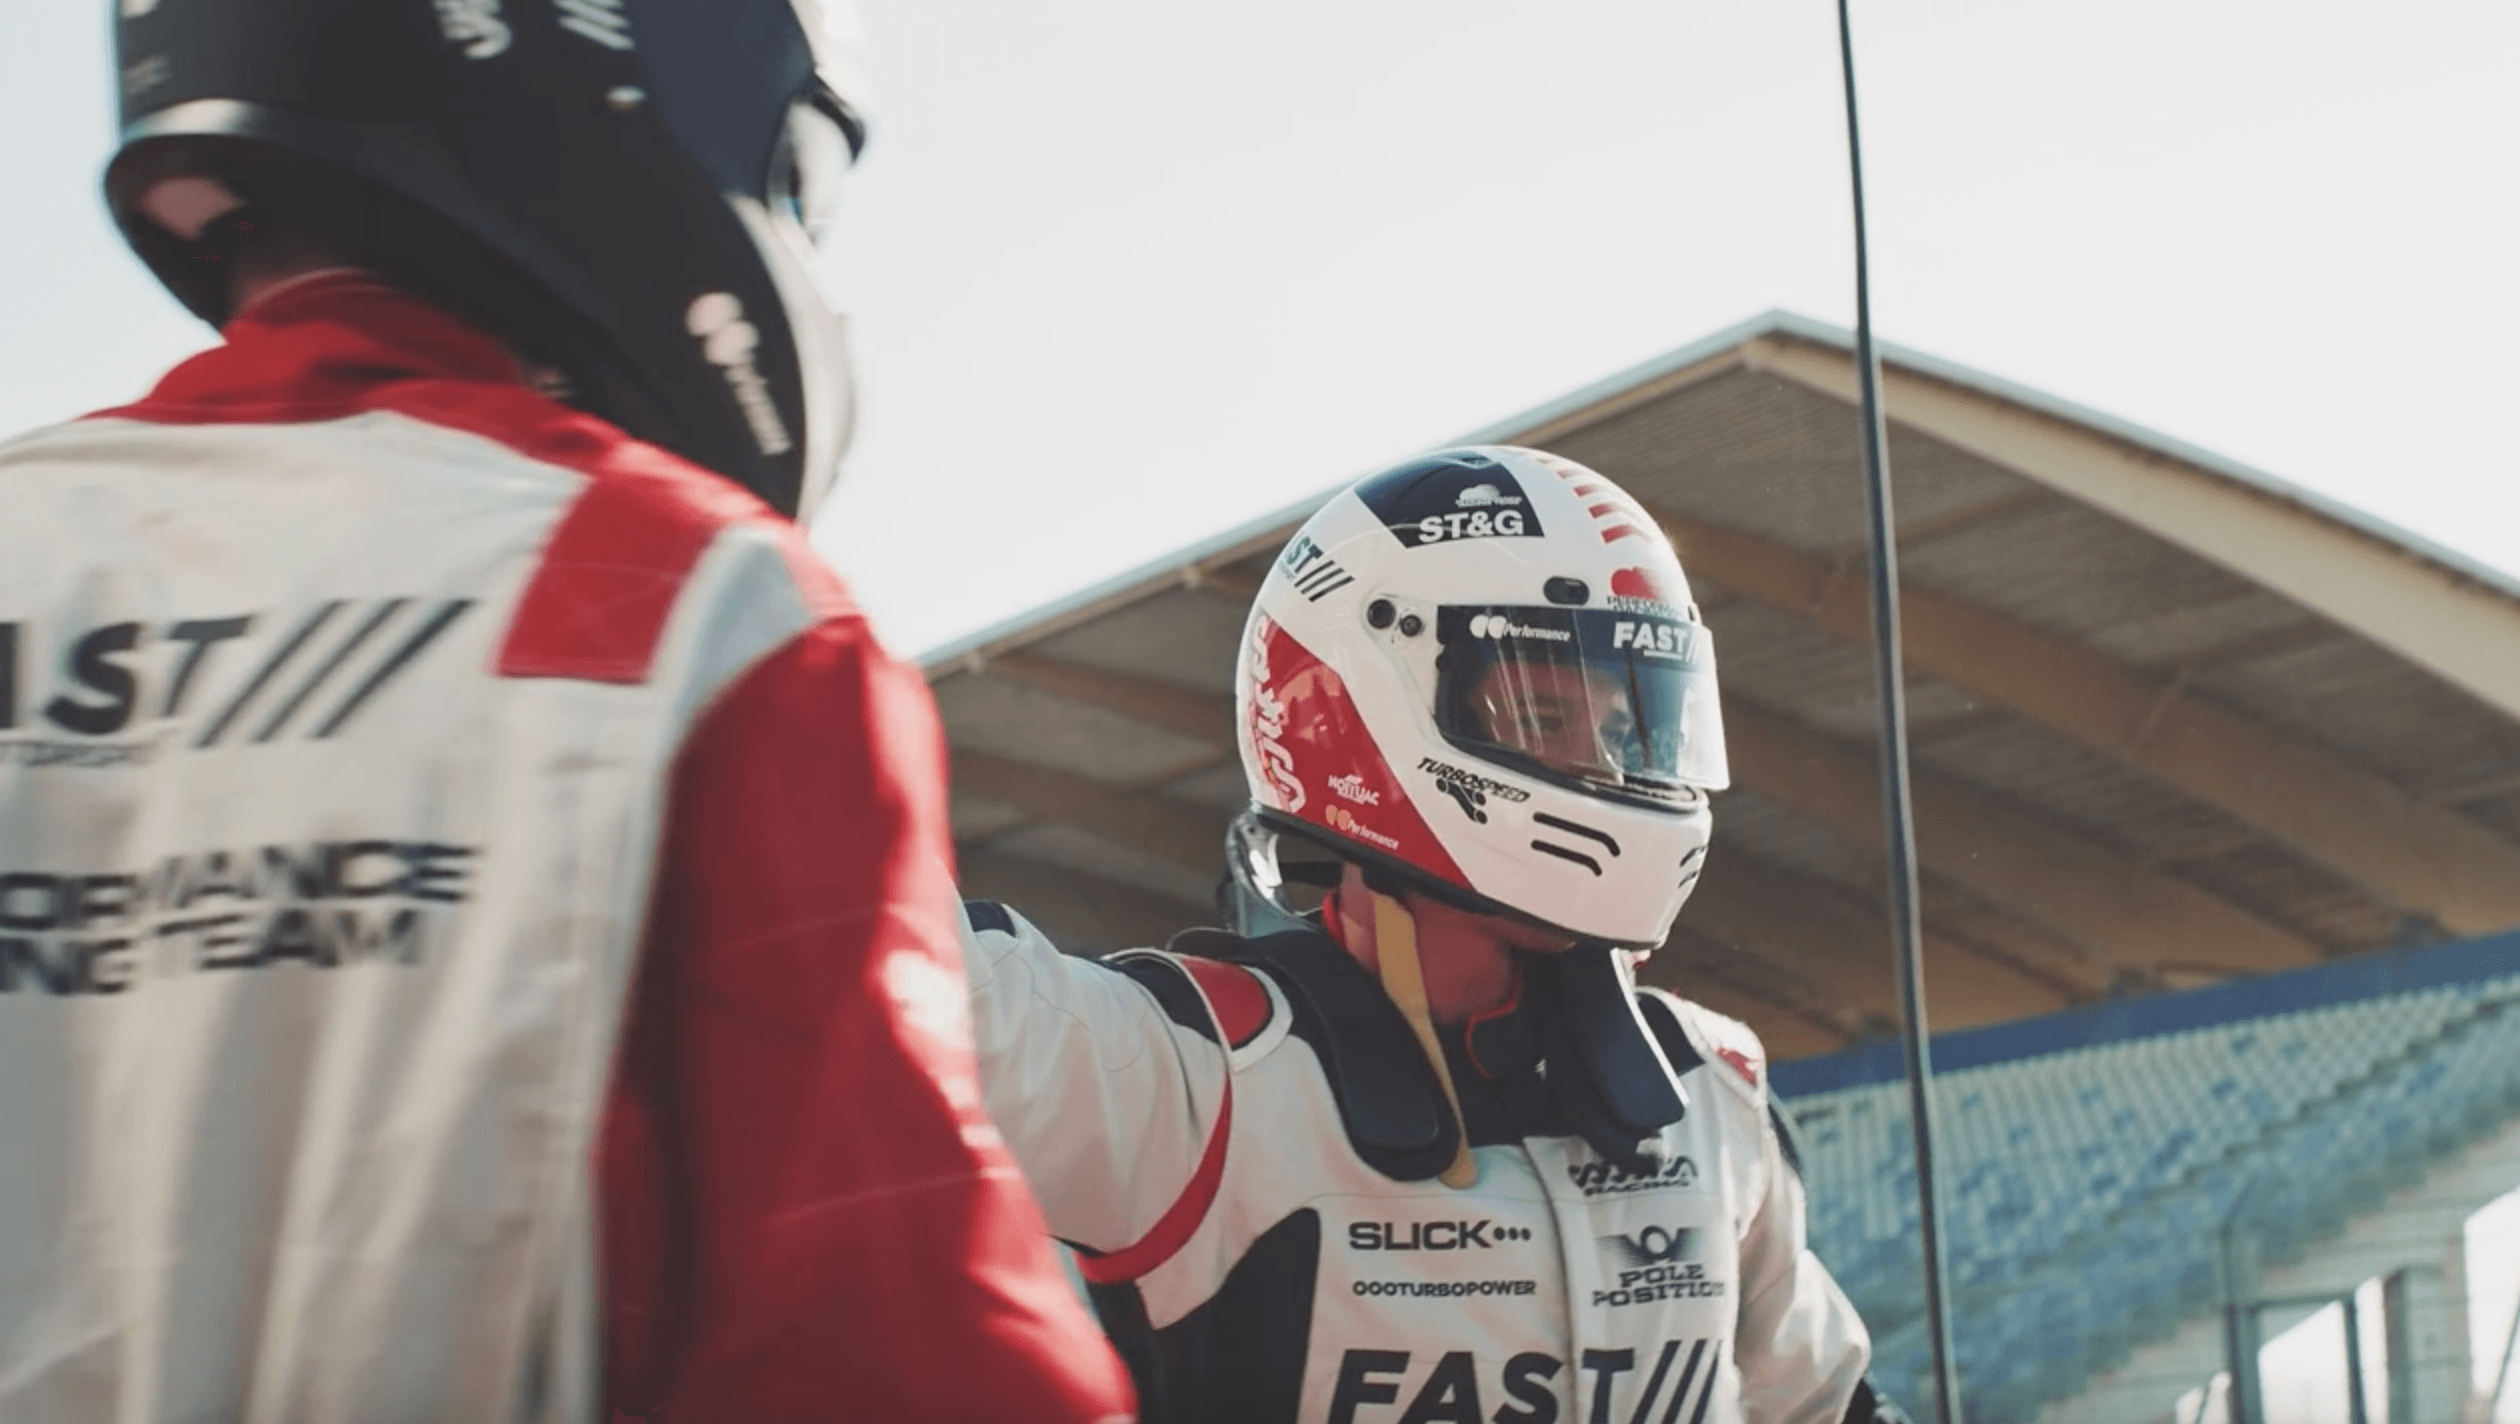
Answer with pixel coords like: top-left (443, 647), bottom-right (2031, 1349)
top-left (1234, 446), bottom-right (1727, 948)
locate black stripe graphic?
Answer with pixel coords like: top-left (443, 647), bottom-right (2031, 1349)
top-left (1660, 1340), bottom-right (1711, 1424)
top-left (1530, 840), bottom-right (1603, 876)
top-left (1294, 561), bottom-right (1354, 600)
top-left (1629, 1340), bottom-right (1682, 1424)
top-left (312, 599), bottom-right (474, 739)
top-left (1675, 841), bottom-right (1708, 895)
top-left (195, 601), bottom-right (344, 747)
top-left (1681, 1340), bottom-right (1722, 1424)
top-left (254, 599), bottom-right (407, 743)
top-left (1534, 811), bottom-right (1621, 856)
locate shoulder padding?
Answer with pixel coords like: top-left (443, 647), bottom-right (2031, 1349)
top-left (1181, 959), bottom-right (1273, 1049)
top-left (1642, 990), bottom-right (1804, 1174)
top-left (1634, 992), bottom-right (1707, 1080)
top-left (963, 899), bottom-right (1016, 937)
top-left (1230, 927), bottom-right (1462, 1183)
top-left (1638, 988), bottom-right (1769, 1109)
top-left (1166, 927), bottom-right (1277, 1050)
top-left (1102, 932), bottom-right (1281, 1051)
top-left (1104, 954), bottom-right (1224, 1046)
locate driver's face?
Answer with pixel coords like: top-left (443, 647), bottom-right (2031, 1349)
top-left (1469, 660), bottom-right (1641, 779)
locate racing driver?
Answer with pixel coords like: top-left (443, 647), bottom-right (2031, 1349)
top-left (964, 446), bottom-right (1907, 1423)
top-left (0, 1), bottom-right (1131, 1419)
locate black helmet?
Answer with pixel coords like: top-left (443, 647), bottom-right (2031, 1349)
top-left (108, 0), bottom-right (867, 520)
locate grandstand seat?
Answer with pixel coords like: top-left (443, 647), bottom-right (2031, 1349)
top-left (1772, 934), bottom-right (2520, 1423)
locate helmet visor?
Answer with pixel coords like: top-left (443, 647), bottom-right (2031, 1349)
top-left (1434, 605), bottom-right (1728, 802)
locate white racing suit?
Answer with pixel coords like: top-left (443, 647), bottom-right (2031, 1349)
top-left (0, 275), bottom-right (1132, 1422)
top-left (966, 901), bottom-right (1898, 1424)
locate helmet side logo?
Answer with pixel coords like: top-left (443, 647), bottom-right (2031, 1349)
top-left (1417, 757), bottom-right (1530, 806)
top-left (1246, 618), bottom-right (1305, 812)
top-left (687, 294), bottom-right (796, 458)
top-left (1278, 534), bottom-right (1355, 603)
top-left (1322, 803), bottom-right (1401, 852)
top-left (1608, 566), bottom-right (1683, 618)
top-left (1412, 508), bottom-right (1526, 545)
top-left (1326, 773), bottom-right (1380, 806)
top-left (1354, 456), bottom-right (1546, 549)
top-left (1609, 618), bottom-right (1698, 659)
top-left (1465, 613), bottom-right (1572, 644)
top-left (432, 0), bottom-right (514, 59)
top-left (1251, 684), bottom-right (1305, 813)
top-left (1246, 619), bottom-right (1467, 886)
top-left (1433, 778), bottom-right (1488, 824)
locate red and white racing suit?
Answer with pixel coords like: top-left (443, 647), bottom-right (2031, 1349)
top-left (0, 275), bottom-right (1133, 1423)
top-left (964, 902), bottom-right (1884, 1424)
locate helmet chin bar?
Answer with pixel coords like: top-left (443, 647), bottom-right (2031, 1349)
top-left (1240, 806), bottom-right (1647, 954)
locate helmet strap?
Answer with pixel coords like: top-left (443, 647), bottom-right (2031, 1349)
top-left (1368, 888), bottom-right (1479, 1190)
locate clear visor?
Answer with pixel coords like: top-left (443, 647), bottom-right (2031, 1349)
top-left (1434, 605), bottom-right (1729, 802)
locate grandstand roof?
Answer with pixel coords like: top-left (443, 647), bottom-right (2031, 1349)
top-left (925, 311), bottom-right (2520, 1055)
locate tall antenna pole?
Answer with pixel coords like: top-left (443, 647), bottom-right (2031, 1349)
top-left (1833, 3), bottom-right (1963, 1420)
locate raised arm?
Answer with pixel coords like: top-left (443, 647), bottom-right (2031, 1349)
top-left (961, 902), bottom-right (1269, 1263)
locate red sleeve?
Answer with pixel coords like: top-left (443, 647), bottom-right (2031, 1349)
top-left (598, 614), bottom-right (1137, 1422)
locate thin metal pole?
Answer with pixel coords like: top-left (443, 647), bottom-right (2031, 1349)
top-left (2341, 1293), bottom-right (2371, 1424)
top-left (2487, 1269), bottom-right (2520, 1424)
top-left (2219, 1178), bottom-right (2263, 1424)
top-left (1833, 3), bottom-right (1961, 1421)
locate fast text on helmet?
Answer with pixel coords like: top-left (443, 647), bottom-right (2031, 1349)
top-left (1609, 619), bottom-right (1697, 660)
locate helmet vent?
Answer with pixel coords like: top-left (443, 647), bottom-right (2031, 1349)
top-left (1529, 841), bottom-right (1604, 876)
top-left (1533, 812), bottom-right (1621, 858)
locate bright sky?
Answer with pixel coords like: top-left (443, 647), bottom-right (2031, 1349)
top-left (5, 3), bottom-right (2514, 656)
top-left (813, 0), bottom-right (2520, 653)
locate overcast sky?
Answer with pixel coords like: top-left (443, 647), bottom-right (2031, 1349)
top-left (3, 2), bottom-right (2511, 655)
